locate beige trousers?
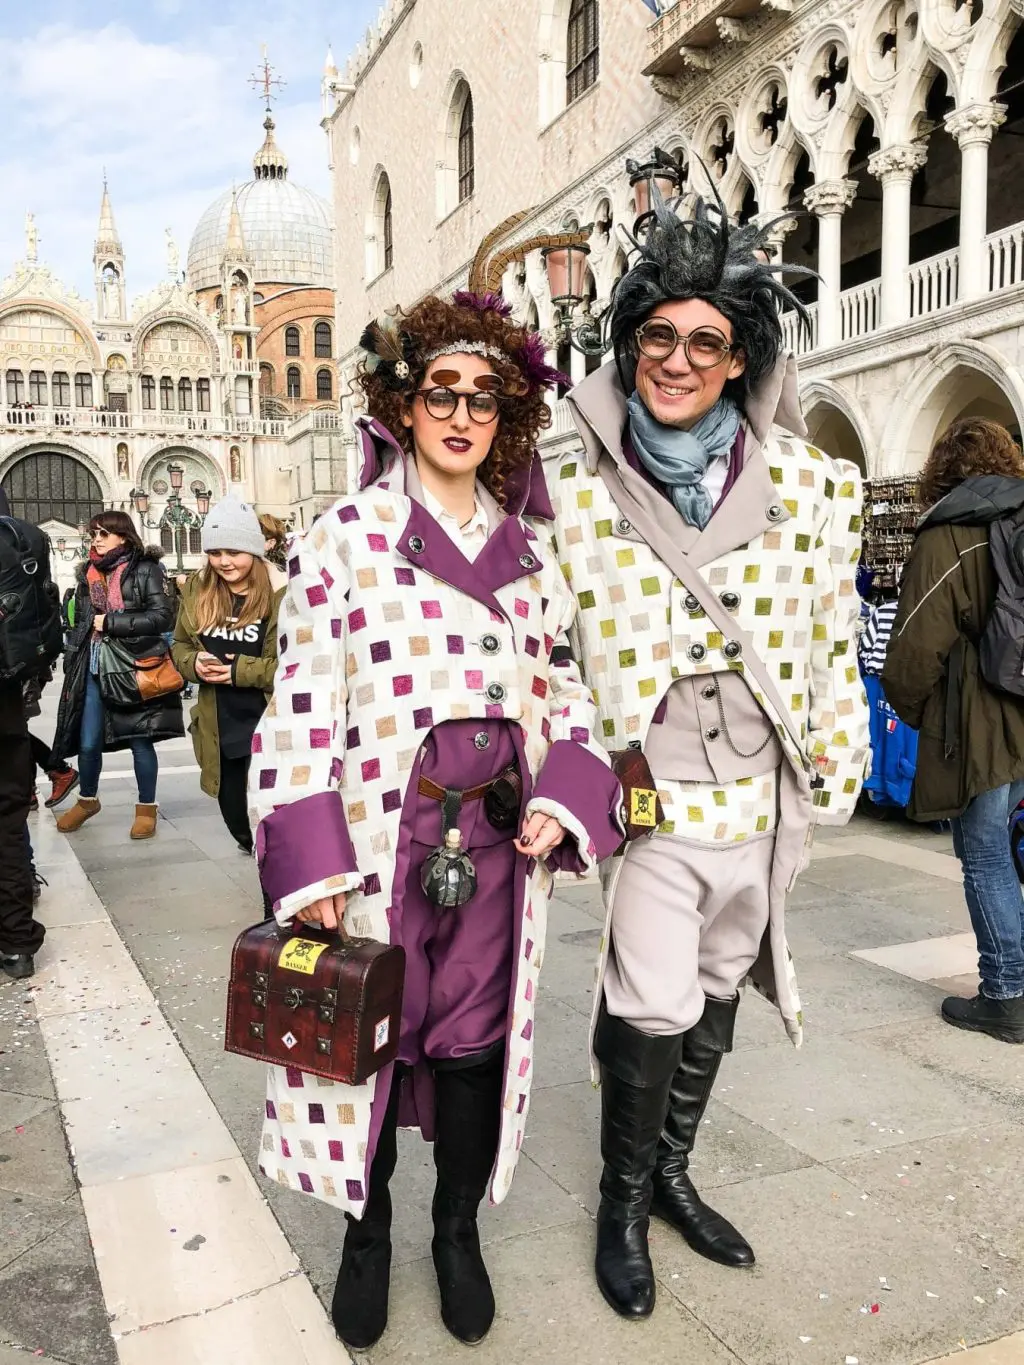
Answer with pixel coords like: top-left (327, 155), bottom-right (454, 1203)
top-left (602, 833), bottom-right (775, 1036)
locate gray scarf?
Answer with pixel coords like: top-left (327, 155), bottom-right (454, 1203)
top-left (627, 392), bottom-right (742, 529)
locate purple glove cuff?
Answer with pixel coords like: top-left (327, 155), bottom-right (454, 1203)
top-left (255, 790), bottom-right (359, 908)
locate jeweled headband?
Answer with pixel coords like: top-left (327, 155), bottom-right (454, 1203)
top-left (421, 340), bottom-right (506, 367)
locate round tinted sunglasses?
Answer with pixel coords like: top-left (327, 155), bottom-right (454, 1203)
top-left (413, 387), bottom-right (501, 425)
top-left (635, 320), bottom-right (736, 369)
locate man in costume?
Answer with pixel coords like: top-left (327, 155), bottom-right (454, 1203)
top-left (249, 291), bottom-right (621, 1348)
top-left (548, 193), bottom-right (870, 1317)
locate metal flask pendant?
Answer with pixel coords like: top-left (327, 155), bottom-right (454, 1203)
top-left (421, 827), bottom-right (477, 909)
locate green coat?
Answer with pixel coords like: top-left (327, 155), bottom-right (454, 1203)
top-left (171, 574), bottom-right (285, 798)
top-left (883, 476), bottom-right (1024, 822)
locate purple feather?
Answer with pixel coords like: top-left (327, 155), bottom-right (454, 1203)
top-left (515, 330), bottom-right (571, 392)
top-left (452, 289), bottom-right (513, 318)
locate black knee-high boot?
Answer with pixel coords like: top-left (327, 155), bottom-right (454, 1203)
top-left (431, 1046), bottom-right (504, 1345)
top-left (331, 1065), bottom-right (403, 1348)
top-left (594, 1005), bottom-right (685, 1319)
top-left (650, 995), bottom-right (754, 1267)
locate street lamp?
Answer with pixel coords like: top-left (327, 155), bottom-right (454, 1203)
top-left (51, 525), bottom-right (90, 562)
top-left (541, 234), bottom-right (605, 357)
top-left (627, 146), bottom-right (687, 234)
top-left (131, 477), bottom-right (212, 574)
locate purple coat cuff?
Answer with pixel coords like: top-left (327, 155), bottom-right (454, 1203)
top-left (255, 790), bottom-right (359, 907)
top-left (532, 740), bottom-right (623, 865)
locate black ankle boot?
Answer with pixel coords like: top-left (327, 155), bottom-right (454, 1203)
top-left (331, 1067), bottom-right (402, 1348)
top-left (942, 991), bottom-right (1024, 1044)
top-left (431, 1048), bottom-right (504, 1344)
top-left (650, 996), bottom-right (754, 1268)
top-left (593, 1007), bottom-right (684, 1319)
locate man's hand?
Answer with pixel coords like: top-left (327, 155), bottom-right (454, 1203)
top-left (294, 893), bottom-right (349, 933)
top-left (514, 811), bottom-right (566, 858)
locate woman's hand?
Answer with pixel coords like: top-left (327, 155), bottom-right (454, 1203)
top-left (514, 811), bottom-right (566, 858)
top-left (93, 613), bottom-right (106, 632)
top-left (195, 651), bottom-right (232, 684)
top-left (294, 894), bottom-right (349, 933)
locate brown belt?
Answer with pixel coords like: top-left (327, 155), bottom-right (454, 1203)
top-left (418, 775), bottom-right (493, 803)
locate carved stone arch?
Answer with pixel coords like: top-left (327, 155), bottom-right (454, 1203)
top-left (690, 102), bottom-right (740, 196)
top-left (878, 340), bottom-right (1024, 475)
top-left (788, 22), bottom-right (857, 149)
top-left (133, 310), bottom-right (219, 371)
top-left (850, 0), bottom-right (922, 101)
top-left (800, 379), bottom-right (873, 473)
top-left (366, 164), bottom-right (393, 280)
top-left (0, 438), bottom-right (113, 505)
top-left (0, 299), bottom-right (102, 370)
top-left (136, 442), bottom-right (228, 498)
top-left (960, 4), bottom-right (1023, 105)
top-left (761, 124), bottom-right (817, 212)
top-left (736, 65), bottom-right (792, 169)
top-left (884, 39), bottom-right (960, 143)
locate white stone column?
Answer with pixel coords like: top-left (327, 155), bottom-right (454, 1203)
top-left (803, 180), bottom-right (857, 348)
top-left (867, 144), bottom-right (928, 327)
top-left (945, 103), bottom-right (1007, 301)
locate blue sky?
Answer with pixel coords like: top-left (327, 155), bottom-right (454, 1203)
top-left (0, 1), bottom-right (383, 302)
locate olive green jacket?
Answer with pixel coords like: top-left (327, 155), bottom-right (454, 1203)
top-left (171, 570), bottom-right (286, 797)
top-left (883, 476), bottom-right (1024, 821)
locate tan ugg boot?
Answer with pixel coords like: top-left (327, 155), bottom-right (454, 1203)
top-left (55, 797), bottom-right (101, 833)
top-left (130, 803), bottom-right (159, 840)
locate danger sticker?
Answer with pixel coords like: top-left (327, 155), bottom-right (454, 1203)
top-left (374, 1017), bottom-right (390, 1052)
top-left (629, 788), bottom-right (658, 827)
top-left (279, 938), bottom-right (328, 975)
top-left (281, 1031), bottom-right (298, 1050)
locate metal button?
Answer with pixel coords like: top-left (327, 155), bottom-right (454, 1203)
top-left (720, 590), bottom-right (740, 610)
top-left (683, 593), bottom-right (702, 614)
top-left (766, 504), bottom-right (785, 522)
top-left (705, 727), bottom-right (720, 742)
top-left (519, 553), bottom-right (535, 569)
top-left (701, 683), bottom-right (717, 700)
top-left (473, 730), bottom-right (490, 750)
top-left (688, 643), bottom-right (706, 662)
top-left (616, 517), bottom-right (632, 535)
top-left (408, 534), bottom-right (425, 553)
top-left (480, 633), bottom-right (500, 655)
top-left (486, 682), bottom-right (508, 703)
top-left (724, 640), bottom-right (743, 660)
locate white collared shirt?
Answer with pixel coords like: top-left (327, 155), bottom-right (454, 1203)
top-left (421, 484), bottom-right (489, 562)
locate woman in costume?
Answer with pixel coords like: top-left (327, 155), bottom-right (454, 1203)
top-left (248, 291), bottom-right (622, 1348)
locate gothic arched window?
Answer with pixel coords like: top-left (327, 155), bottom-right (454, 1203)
top-left (316, 368), bottom-right (333, 401)
top-left (285, 326), bottom-right (301, 357)
top-left (287, 366), bottom-right (301, 399)
top-left (1, 452), bottom-right (103, 527)
top-left (567, 0), bottom-right (599, 105)
top-left (458, 89), bottom-right (475, 203)
top-left (314, 321), bottom-right (332, 357)
top-left (383, 178), bottom-right (394, 271)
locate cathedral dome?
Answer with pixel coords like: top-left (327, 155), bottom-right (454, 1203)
top-left (186, 116), bottom-right (332, 293)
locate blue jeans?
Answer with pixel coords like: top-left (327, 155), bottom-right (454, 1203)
top-left (79, 673), bottom-right (159, 804)
top-left (951, 780), bottom-right (1024, 999)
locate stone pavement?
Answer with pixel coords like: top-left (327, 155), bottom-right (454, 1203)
top-left (3, 707), bottom-right (1024, 1364)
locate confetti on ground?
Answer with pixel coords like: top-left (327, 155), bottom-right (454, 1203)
top-left (798, 1335), bottom-right (812, 1344)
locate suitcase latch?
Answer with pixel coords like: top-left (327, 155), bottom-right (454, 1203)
top-left (284, 986), bottom-right (305, 1009)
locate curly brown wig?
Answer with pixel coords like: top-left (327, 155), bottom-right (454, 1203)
top-left (355, 296), bottom-right (552, 509)
top-left (919, 417), bottom-right (1024, 507)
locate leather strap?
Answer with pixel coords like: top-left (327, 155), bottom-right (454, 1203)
top-left (418, 775), bottom-right (492, 803)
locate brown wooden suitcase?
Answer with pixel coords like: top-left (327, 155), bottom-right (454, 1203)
top-left (225, 921), bottom-right (406, 1085)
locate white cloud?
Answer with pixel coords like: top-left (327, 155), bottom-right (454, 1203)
top-left (0, 10), bottom-right (368, 303)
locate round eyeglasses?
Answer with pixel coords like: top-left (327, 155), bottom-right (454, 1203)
top-left (635, 320), bottom-right (735, 369)
top-left (413, 387), bottom-right (501, 425)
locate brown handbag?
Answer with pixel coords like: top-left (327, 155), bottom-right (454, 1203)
top-left (225, 920), bottom-right (406, 1085)
top-left (135, 653), bottom-right (185, 702)
top-left (609, 745), bottom-right (665, 842)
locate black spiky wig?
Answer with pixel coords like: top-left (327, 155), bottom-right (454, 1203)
top-left (609, 184), bottom-right (816, 397)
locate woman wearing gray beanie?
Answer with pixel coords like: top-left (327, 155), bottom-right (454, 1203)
top-left (171, 497), bottom-right (286, 856)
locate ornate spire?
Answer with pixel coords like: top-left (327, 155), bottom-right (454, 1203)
top-left (224, 187), bottom-right (248, 259)
top-left (252, 114), bottom-right (288, 180)
top-left (96, 178), bottom-right (121, 253)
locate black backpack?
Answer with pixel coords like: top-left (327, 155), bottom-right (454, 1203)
top-left (0, 516), bottom-right (63, 681)
top-left (979, 507), bottom-right (1024, 697)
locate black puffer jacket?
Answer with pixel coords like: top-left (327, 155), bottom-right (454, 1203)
top-left (51, 548), bottom-right (184, 762)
